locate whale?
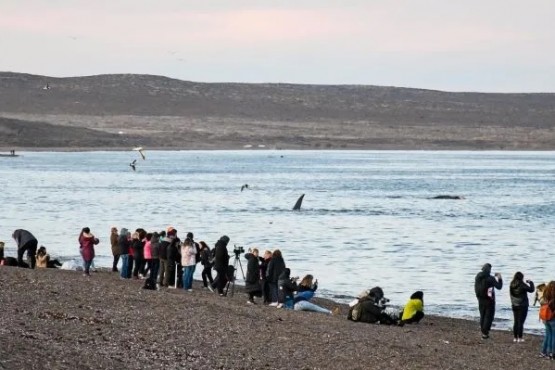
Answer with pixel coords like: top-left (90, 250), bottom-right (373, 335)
top-left (293, 194), bottom-right (305, 211)
top-left (431, 195), bottom-right (465, 200)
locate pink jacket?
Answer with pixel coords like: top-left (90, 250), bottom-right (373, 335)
top-left (144, 240), bottom-right (152, 259)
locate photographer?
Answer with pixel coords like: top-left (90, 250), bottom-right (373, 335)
top-left (293, 275), bottom-right (340, 315)
top-left (347, 287), bottom-right (398, 325)
top-left (277, 268), bottom-right (298, 309)
top-left (474, 263), bottom-right (503, 339)
top-left (211, 235), bottom-right (230, 295)
top-left (199, 241), bottom-right (214, 290)
top-left (244, 248), bottom-right (262, 304)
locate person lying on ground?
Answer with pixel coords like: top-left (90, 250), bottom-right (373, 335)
top-left (293, 274), bottom-right (340, 315)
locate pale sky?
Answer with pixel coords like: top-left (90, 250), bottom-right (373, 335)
top-left (1, 0), bottom-right (554, 92)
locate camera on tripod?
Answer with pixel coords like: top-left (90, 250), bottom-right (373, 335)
top-left (233, 244), bottom-right (245, 256)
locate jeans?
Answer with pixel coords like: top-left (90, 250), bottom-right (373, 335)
top-left (294, 300), bottom-right (331, 314)
top-left (512, 305), bottom-right (528, 339)
top-left (542, 319), bottom-right (555, 355)
top-left (478, 298), bottom-right (495, 336)
top-left (120, 254), bottom-right (129, 278)
top-left (127, 255), bottom-right (134, 279)
top-left (183, 265), bottom-right (195, 290)
top-left (83, 259), bottom-right (93, 275)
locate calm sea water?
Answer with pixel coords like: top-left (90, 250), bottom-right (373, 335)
top-left (1, 150), bottom-right (553, 332)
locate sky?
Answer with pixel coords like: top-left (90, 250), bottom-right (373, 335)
top-left (1, 0), bottom-right (554, 92)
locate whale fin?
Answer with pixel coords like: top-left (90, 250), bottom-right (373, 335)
top-left (293, 194), bottom-right (305, 211)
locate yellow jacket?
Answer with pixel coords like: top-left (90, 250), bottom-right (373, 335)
top-left (402, 298), bottom-right (424, 321)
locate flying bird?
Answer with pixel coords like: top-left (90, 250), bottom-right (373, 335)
top-left (241, 184), bottom-right (249, 192)
top-left (42, 83), bottom-right (50, 90)
top-left (133, 147), bottom-right (146, 160)
top-left (129, 159), bottom-right (137, 171)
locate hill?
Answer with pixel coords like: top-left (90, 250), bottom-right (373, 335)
top-left (1, 72), bottom-right (554, 150)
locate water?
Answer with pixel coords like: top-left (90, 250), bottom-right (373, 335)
top-left (1, 150), bottom-right (553, 332)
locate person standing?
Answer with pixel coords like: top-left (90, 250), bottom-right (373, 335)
top-left (149, 232), bottom-right (161, 283)
top-left (474, 263), bottom-right (503, 339)
top-left (118, 228), bottom-right (131, 279)
top-left (181, 238), bottom-right (197, 291)
top-left (12, 229), bottom-right (38, 268)
top-left (244, 248), bottom-right (262, 304)
top-left (540, 281), bottom-right (555, 359)
top-left (266, 249), bottom-right (286, 306)
top-left (212, 235), bottom-right (230, 295)
top-left (260, 250), bottom-right (272, 304)
top-left (509, 272), bottom-right (535, 342)
top-left (199, 241), bottom-right (214, 290)
top-left (131, 232), bottom-right (144, 279)
top-left (78, 227), bottom-right (99, 276)
top-left (158, 231), bottom-right (170, 287)
top-left (110, 227), bottom-right (120, 272)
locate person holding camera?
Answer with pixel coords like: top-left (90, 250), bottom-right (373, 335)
top-left (199, 241), bottom-right (214, 290)
top-left (277, 268), bottom-right (298, 309)
top-left (474, 263), bottom-right (503, 339)
top-left (78, 227), bottom-right (99, 276)
top-left (509, 271), bottom-right (535, 342)
top-left (244, 248), bottom-right (263, 304)
top-left (266, 249), bottom-right (286, 306)
top-left (293, 274), bottom-right (340, 315)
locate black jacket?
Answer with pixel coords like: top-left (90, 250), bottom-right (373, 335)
top-left (266, 256), bottom-right (285, 283)
top-left (132, 239), bottom-right (144, 259)
top-left (213, 239), bottom-right (230, 270)
top-left (475, 271), bottom-right (503, 300)
top-left (167, 238), bottom-right (180, 264)
top-left (13, 229), bottom-right (37, 248)
top-left (244, 253), bottom-right (262, 293)
top-left (159, 238), bottom-right (170, 259)
top-left (510, 280), bottom-right (535, 307)
top-left (200, 246), bottom-right (212, 266)
top-left (118, 232), bottom-right (130, 255)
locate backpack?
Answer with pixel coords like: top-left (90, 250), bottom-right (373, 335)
top-left (348, 302), bottom-right (363, 321)
top-left (539, 303), bottom-right (555, 321)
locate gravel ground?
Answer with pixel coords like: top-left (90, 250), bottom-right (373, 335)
top-left (0, 267), bottom-right (547, 370)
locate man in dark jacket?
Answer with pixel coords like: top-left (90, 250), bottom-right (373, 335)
top-left (212, 235), bottom-right (230, 295)
top-left (12, 229), bottom-right (38, 268)
top-left (475, 263), bottom-right (503, 339)
top-left (244, 248), bottom-right (262, 304)
top-left (118, 228), bottom-right (130, 278)
top-left (165, 230), bottom-right (181, 288)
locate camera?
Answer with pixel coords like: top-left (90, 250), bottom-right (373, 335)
top-left (376, 297), bottom-right (390, 308)
top-left (233, 244), bottom-right (244, 256)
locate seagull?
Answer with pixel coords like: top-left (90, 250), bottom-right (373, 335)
top-left (133, 147), bottom-right (146, 160)
top-left (129, 159), bottom-right (137, 171)
top-left (42, 83), bottom-right (50, 90)
top-left (241, 184), bottom-right (249, 192)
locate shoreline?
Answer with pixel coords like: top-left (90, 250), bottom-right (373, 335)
top-left (0, 267), bottom-right (545, 370)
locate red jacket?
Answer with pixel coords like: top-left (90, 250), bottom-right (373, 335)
top-left (79, 235), bottom-right (98, 262)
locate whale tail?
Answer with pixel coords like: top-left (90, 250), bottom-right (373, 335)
top-left (293, 194), bottom-right (305, 211)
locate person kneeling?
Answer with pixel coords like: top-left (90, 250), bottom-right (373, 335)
top-left (399, 291), bottom-right (425, 326)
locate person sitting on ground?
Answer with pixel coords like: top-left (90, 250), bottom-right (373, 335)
top-left (347, 287), bottom-right (398, 325)
top-left (12, 229), bottom-right (38, 268)
top-left (36, 246), bottom-right (50, 268)
top-left (199, 241), bottom-right (214, 290)
top-left (244, 248), bottom-right (263, 304)
top-left (277, 268), bottom-right (298, 309)
top-left (399, 291), bottom-right (425, 326)
top-left (293, 274), bottom-right (340, 315)
top-left (267, 249), bottom-right (286, 306)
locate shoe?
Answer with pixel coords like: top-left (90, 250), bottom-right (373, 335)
top-left (187, 289), bottom-right (193, 292)
top-left (269, 302), bottom-right (279, 307)
top-left (219, 293), bottom-right (224, 297)
top-left (539, 353), bottom-right (548, 358)
top-left (332, 307), bottom-right (341, 316)
top-left (481, 334), bottom-right (489, 340)
top-left (247, 300), bottom-right (254, 305)
top-left (207, 285), bottom-right (215, 293)
top-left (518, 338), bottom-right (525, 343)
top-left (276, 303), bottom-right (283, 309)
top-left (513, 338), bottom-right (518, 343)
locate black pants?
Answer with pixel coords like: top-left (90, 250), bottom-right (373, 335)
top-left (167, 261), bottom-right (176, 287)
top-left (478, 298), bottom-right (495, 336)
top-left (262, 279), bottom-right (271, 303)
top-left (512, 305), bottom-right (528, 338)
top-left (18, 240), bottom-right (38, 269)
top-left (201, 265), bottom-right (214, 287)
top-left (133, 257), bottom-right (144, 278)
top-left (112, 254), bottom-right (120, 272)
top-left (401, 311), bottom-right (425, 325)
top-left (213, 267), bottom-right (228, 294)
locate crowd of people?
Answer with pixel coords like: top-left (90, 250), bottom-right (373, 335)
top-left (2, 228), bottom-right (555, 360)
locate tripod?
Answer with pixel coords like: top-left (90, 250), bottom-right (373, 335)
top-left (225, 252), bottom-right (246, 297)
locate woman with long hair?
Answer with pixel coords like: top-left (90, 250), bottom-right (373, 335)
top-left (266, 249), bottom-right (286, 306)
top-left (540, 281), bottom-right (555, 359)
top-left (110, 227), bottom-right (120, 272)
top-left (199, 241), bottom-right (214, 290)
top-left (181, 238), bottom-right (197, 291)
top-left (292, 274), bottom-right (339, 314)
top-left (78, 227), bottom-right (99, 276)
top-left (509, 271), bottom-right (534, 342)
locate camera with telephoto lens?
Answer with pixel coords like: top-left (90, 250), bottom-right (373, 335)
top-left (233, 244), bottom-right (244, 256)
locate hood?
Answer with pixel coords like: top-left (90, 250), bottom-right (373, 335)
top-left (278, 268), bottom-right (291, 281)
top-left (476, 270), bottom-right (490, 281)
top-left (481, 263), bottom-right (492, 274)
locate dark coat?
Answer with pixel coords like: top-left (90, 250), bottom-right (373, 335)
top-left (158, 239), bottom-right (170, 259)
top-left (132, 239), bottom-right (144, 260)
top-left (213, 239), bottom-right (230, 270)
top-left (244, 253), bottom-right (262, 294)
top-left (510, 280), bottom-right (535, 307)
top-left (118, 229), bottom-right (130, 255)
top-left (266, 256), bottom-right (285, 283)
top-left (150, 234), bottom-right (160, 259)
top-left (475, 270), bottom-right (503, 301)
top-left (167, 238), bottom-right (180, 264)
top-left (200, 246), bottom-right (212, 266)
top-left (13, 229), bottom-right (37, 249)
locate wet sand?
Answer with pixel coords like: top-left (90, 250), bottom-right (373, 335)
top-left (0, 267), bottom-right (545, 370)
